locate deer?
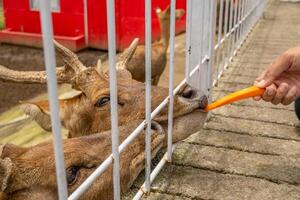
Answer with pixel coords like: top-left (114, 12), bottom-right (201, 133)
top-left (0, 121), bottom-right (165, 200)
top-left (0, 40), bottom-right (208, 139)
top-left (0, 102), bottom-right (207, 200)
top-left (125, 5), bottom-right (185, 85)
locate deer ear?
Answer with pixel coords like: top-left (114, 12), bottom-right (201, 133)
top-left (1, 144), bottom-right (27, 159)
top-left (175, 9), bottom-right (185, 20)
top-left (20, 102), bottom-right (52, 132)
top-left (0, 158), bottom-right (13, 192)
top-left (164, 5), bottom-right (171, 14)
top-left (96, 58), bottom-right (107, 75)
top-left (116, 38), bottom-right (139, 80)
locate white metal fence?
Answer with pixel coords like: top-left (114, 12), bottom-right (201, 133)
top-left (38, 0), bottom-right (266, 199)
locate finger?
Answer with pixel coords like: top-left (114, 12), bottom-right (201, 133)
top-left (262, 84), bottom-right (277, 102)
top-left (282, 86), bottom-right (297, 105)
top-left (271, 83), bottom-right (289, 105)
top-left (255, 53), bottom-right (292, 88)
top-left (254, 70), bottom-right (267, 88)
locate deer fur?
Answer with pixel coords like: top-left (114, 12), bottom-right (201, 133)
top-left (125, 6), bottom-right (185, 85)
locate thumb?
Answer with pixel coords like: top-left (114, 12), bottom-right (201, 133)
top-left (254, 71), bottom-right (276, 88)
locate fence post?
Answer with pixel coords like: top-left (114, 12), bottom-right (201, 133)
top-left (106, 0), bottom-right (121, 199)
top-left (207, 0), bottom-right (217, 97)
top-left (39, 0), bottom-right (68, 199)
top-left (167, 0), bottom-right (177, 162)
top-left (144, 0), bottom-right (152, 193)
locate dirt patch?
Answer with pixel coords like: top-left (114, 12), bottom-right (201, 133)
top-left (0, 43), bottom-right (107, 113)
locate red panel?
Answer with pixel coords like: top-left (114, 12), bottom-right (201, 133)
top-left (86, 0), bottom-right (108, 49)
top-left (117, 0), bottom-right (186, 50)
top-left (2, 0), bottom-right (187, 51)
top-left (87, 0), bottom-right (186, 50)
top-left (2, 0), bottom-right (85, 36)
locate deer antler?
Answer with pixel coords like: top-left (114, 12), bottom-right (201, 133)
top-left (0, 65), bottom-right (73, 84)
top-left (117, 38), bottom-right (139, 69)
top-left (0, 41), bottom-right (88, 84)
top-left (53, 40), bottom-right (86, 73)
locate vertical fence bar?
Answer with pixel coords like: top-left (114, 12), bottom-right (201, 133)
top-left (144, 0), bottom-right (152, 193)
top-left (230, 0), bottom-right (238, 58)
top-left (245, 0), bottom-right (248, 33)
top-left (247, 0), bottom-right (252, 33)
top-left (221, 0), bottom-right (229, 71)
top-left (236, 0), bottom-right (242, 48)
top-left (235, 0), bottom-right (240, 46)
top-left (215, 0), bottom-right (224, 84)
top-left (229, 0), bottom-right (234, 59)
top-left (167, 0), bottom-right (176, 162)
top-left (83, 0), bottom-right (88, 46)
top-left (239, 0), bottom-right (245, 42)
top-left (39, 1), bottom-right (68, 199)
top-left (226, 0), bottom-right (234, 64)
top-left (247, 1), bottom-right (251, 32)
top-left (185, 0), bottom-right (192, 82)
top-left (200, 0), bottom-right (208, 93)
top-left (106, 0), bottom-right (121, 199)
top-left (208, 0), bottom-right (217, 95)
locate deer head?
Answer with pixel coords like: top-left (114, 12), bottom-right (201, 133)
top-left (156, 5), bottom-right (185, 47)
top-left (125, 5), bottom-right (185, 85)
top-left (0, 121), bottom-right (166, 200)
top-left (0, 40), bottom-right (208, 139)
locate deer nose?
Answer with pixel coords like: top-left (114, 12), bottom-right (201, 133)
top-left (145, 121), bottom-right (164, 135)
top-left (150, 121), bottom-right (164, 135)
top-left (180, 86), bottom-right (208, 109)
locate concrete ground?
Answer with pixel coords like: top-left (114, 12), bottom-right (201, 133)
top-left (130, 1), bottom-right (300, 199)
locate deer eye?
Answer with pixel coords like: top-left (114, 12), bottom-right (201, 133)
top-left (95, 96), bottom-right (110, 107)
top-left (66, 166), bottom-right (80, 186)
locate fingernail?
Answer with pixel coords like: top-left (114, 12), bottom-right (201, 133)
top-left (256, 80), bottom-right (266, 88)
top-left (253, 96), bottom-right (261, 101)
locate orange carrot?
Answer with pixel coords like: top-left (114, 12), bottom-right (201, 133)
top-left (205, 86), bottom-right (265, 112)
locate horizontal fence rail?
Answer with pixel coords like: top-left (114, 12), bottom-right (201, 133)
top-left (33, 0), bottom-right (267, 199)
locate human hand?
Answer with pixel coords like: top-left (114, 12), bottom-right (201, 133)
top-left (254, 46), bottom-right (300, 105)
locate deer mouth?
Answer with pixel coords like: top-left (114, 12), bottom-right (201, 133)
top-left (153, 85), bottom-right (208, 143)
top-left (154, 85), bottom-right (208, 123)
top-left (149, 121), bottom-right (164, 135)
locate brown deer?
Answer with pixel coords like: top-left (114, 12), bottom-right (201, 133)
top-left (0, 40), bottom-right (207, 139)
top-left (125, 5), bottom-right (185, 85)
top-left (0, 110), bottom-right (207, 199)
top-left (0, 121), bottom-right (164, 200)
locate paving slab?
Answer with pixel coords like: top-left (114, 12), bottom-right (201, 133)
top-left (173, 142), bottom-right (300, 184)
top-left (206, 115), bottom-right (300, 141)
top-left (213, 104), bottom-right (298, 126)
top-left (218, 74), bottom-right (255, 85)
top-left (150, 165), bottom-right (300, 200)
top-left (185, 129), bottom-right (300, 157)
top-left (142, 192), bottom-right (191, 200)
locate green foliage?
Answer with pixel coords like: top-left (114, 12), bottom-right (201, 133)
top-left (0, 7), bottom-right (3, 30)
